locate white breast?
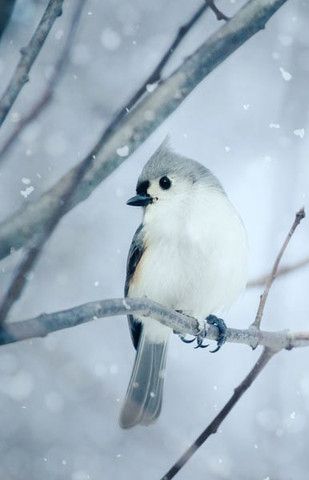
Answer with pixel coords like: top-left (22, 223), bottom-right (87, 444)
top-left (129, 184), bottom-right (248, 339)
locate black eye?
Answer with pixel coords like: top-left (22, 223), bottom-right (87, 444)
top-left (159, 176), bottom-right (171, 190)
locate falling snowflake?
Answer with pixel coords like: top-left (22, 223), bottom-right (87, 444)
top-left (293, 128), bottom-right (305, 139)
top-left (279, 67), bottom-right (292, 81)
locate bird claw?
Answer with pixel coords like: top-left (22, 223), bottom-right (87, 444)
top-left (194, 334), bottom-right (209, 349)
top-left (206, 314), bottom-right (227, 353)
top-left (179, 332), bottom-right (209, 349)
top-left (179, 335), bottom-right (196, 344)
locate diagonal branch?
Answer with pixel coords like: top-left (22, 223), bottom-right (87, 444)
top-left (97, 2), bottom-right (209, 147)
top-left (0, 0), bottom-right (64, 128)
top-left (0, 0), bottom-right (288, 262)
top-left (161, 347), bottom-right (275, 480)
top-left (0, 0), bottom-right (85, 164)
top-left (252, 208), bottom-right (305, 329)
top-left (0, 2), bottom-right (209, 323)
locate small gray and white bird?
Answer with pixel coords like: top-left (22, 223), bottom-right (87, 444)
top-left (119, 140), bottom-right (248, 429)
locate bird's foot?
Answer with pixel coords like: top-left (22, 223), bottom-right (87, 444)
top-left (206, 315), bottom-right (227, 353)
top-left (177, 310), bottom-right (208, 349)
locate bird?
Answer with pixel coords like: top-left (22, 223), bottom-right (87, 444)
top-left (119, 139), bottom-right (248, 429)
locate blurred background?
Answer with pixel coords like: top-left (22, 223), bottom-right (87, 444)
top-left (0, 0), bottom-right (308, 478)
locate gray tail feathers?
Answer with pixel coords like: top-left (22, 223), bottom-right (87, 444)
top-left (119, 329), bottom-right (168, 429)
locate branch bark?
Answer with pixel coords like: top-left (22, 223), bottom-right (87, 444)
top-left (0, 0), bottom-right (84, 163)
top-left (0, 0), bottom-right (63, 128)
top-left (0, 0), bottom-right (288, 261)
top-left (0, 296), bottom-right (308, 349)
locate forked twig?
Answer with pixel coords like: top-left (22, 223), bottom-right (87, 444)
top-left (205, 0), bottom-right (230, 21)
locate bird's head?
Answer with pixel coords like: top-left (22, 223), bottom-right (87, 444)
top-left (127, 139), bottom-right (224, 220)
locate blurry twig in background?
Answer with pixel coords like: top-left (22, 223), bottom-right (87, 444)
top-left (0, 123), bottom-right (97, 325)
top-left (97, 2), bottom-right (210, 145)
top-left (0, 0), bottom-right (17, 40)
top-left (252, 208), bottom-right (305, 329)
top-left (205, 0), bottom-right (230, 21)
top-left (0, 0), bottom-right (85, 164)
top-left (248, 255), bottom-right (309, 287)
top-left (161, 208), bottom-right (305, 479)
top-left (0, 0), bottom-right (288, 262)
top-left (0, 0), bottom-right (63, 128)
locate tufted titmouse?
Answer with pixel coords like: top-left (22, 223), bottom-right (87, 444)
top-left (119, 140), bottom-right (248, 429)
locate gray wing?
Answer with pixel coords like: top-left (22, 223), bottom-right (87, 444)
top-left (125, 224), bottom-right (145, 350)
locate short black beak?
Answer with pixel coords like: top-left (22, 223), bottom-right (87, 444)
top-left (126, 194), bottom-right (152, 207)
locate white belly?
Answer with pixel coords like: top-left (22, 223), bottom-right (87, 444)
top-left (128, 187), bottom-right (248, 341)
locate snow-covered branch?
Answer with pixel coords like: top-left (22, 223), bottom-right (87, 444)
top-left (0, 0), bottom-right (288, 261)
top-left (0, 296), bottom-right (308, 351)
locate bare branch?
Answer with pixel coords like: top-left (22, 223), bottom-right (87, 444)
top-left (205, 0), bottom-right (230, 21)
top-left (248, 255), bottom-right (309, 287)
top-left (160, 347), bottom-right (275, 480)
top-left (0, 0), bottom-right (64, 128)
top-left (0, 296), bottom-right (308, 350)
top-left (0, 0), bottom-right (288, 262)
top-left (252, 208), bottom-right (305, 329)
top-left (0, 0), bottom-right (85, 163)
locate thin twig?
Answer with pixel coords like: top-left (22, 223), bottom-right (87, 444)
top-left (161, 347), bottom-right (275, 480)
top-left (247, 255), bottom-right (309, 288)
top-left (97, 2), bottom-right (209, 146)
top-left (252, 208), bottom-right (305, 329)
top-left (0, 0), bottom-right (288, 262)
top-left (205, 0), bottom-right (230, 21)
top-left (0, 0), bottom-right (85, 163)
top-left (0, 0), bottom-right (63, 128)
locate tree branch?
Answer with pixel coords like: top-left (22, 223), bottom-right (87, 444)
top-left (0, 2), bottom-right (208, 324)
top-left (0, 0), bottom-right (63, 128)
top-left (0, 0), bottom-right (288, 262)
top-left (205, 0), bottom-right (230, 21)
top-left (252, 208), bottom-right (305, 329)
top-left (0, 0), bottom-right (84, 163)
top-left (0, 296), bottom-right (308, 350)
top-left (161, 347), bottom-right (275, 480)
